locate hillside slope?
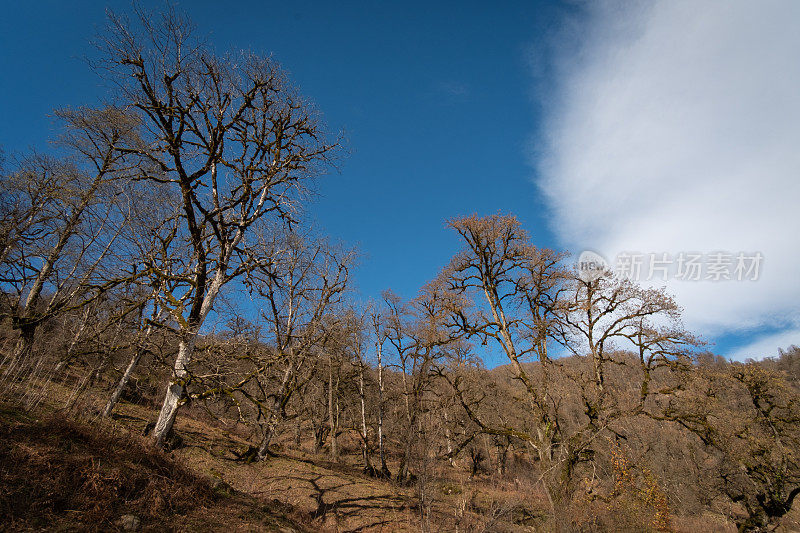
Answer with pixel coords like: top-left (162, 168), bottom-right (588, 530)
top-left (0, 403), bottom-right (305, 532)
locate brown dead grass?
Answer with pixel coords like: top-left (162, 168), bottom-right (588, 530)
top-left (6, 377), bottom-right (778, 532)
top-left (0, 401), bottom-right (305, 532)
top-left (107, 398), bottom-right (538, 532)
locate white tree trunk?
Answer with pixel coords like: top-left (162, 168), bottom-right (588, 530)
top-left (152, 269), bottom-right (224, 446)
top-left (358, 361), bottom-right (372, 470)
top-left (152, 334), bottom-right (196, 445)
top-left (103, 299), bottom-right (161, 417)
top-left (376, 342), bottom-right (387, 472)
top-left (327, 359), bottom-right (339, 462)
top-left (102, 323), bottom-right (154, 417)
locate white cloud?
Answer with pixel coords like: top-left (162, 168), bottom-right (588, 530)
top-left (728, 327), bottom-right (800, 362)
top-left (537, 0), bottom-right (800, 354)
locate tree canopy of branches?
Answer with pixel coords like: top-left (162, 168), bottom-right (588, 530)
top-left (0, 106), bottom-right (147, 392)
top-left (660, 362), bottom-right (800, 531)
top-left (96, 6), bottom-right (340, 444)
top-left (437, 214), bottom-right (698, 507)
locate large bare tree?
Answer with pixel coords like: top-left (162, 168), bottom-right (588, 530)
top-left (250, 231), bottom-right (352, 459)
top-left (96, 6), bottom-right (340, 445)
top-left (186, 229), bottom-right (352, 460)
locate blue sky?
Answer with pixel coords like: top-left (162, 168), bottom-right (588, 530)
top-left (2, 1), bottom-right (797, 364)
top-left (0, 0), bottom-right (564, 296)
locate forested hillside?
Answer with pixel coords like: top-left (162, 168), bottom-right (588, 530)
top-left (1, 5), bottom-right (799, 533)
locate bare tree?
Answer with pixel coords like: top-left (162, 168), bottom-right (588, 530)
top-left (370, 307), bottom-right (392, 477)
top-left (101, 285), bottom-right (164, 417)
top-left (438, 214), bottom-right (696, 512)
top-left (0, 107), bottom-right (143, 395)
top-left (382, 286), bottom-right (459, 484)
top-left (659, 363), bottom-right (800, 531)
top-left (352, 310), bottom-right (374, 473)
top-left (101, 189), bottom-right (182, 417)
top-left (96, 6), bottom-right (340, 445)
top-left (195, 229), bottom-right (352, 460)
top-left (438, 214), bottom-right (567, 507)
top-left (552, 264), bottom-right (694, 418)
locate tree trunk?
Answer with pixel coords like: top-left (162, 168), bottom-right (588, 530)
top-left (103, 327), bottom-right (151, 417)
top-left (358, 360), bottom-right (372, 471)
top-left (294, 416), bottom-right (302, 449)
top-left (327, 358), bottom-right (339, 462)
top-left (257, 364), bottom-right (292, 459)
top-left (258, 411), bottom-right (280, 458)
top-left (62, 306), bottom-right (92, 369)
top-left (376, 341), bottom-right (389, 475)
top-left (397, 424), bottom-right (414, 483)
top-left (397, 398), bottom-right (418, 483)
top-left (102, 294), bottom-right (158, 417)
top-left (443, 410), bottom-right (456, 467)
top-left (313, 423), bottom-right (329, 454)
top-left (497, 440), bottom-right (510, 476)
top-left (2, 325), bottom-right (36, 383)
top-left (152, 334), bottom-right (196, 445)
top-left (151, 269), bottom-right (224, 447)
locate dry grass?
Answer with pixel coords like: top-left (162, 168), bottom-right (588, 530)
top-left (6, 377), bottom-right (789, 532)
top-left (0, 400), bottom-right (305, 532)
